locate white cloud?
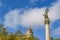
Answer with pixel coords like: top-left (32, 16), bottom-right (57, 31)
top-left (4, 9), bottom-right (20, 28)
top-left (48, 0), bottom-right (60, 22)
top-left (19, 0), bottom-right (60, 27)
top-left (53, 27), bottom-right (60, 35)
top-left (4, 0), bottom-right (60, 28)
top-left (19, 8), bottom-right (45, 27)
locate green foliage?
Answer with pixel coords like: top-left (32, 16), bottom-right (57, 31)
top-left (55, 38), bottom-right (60, 40)
top-left (15, 30), bottom-right (22, 36)
top-left (0, 24), bottom-right (39, 40)
top-left (50, 37), bottom-right (54, 40)
top-left (50, 37), bottom-right (60, 40)
top-left (0, 24), bottom-right (8, 36)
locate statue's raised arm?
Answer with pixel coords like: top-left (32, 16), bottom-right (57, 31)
top-left (43, 8), bottom-right (49, 18)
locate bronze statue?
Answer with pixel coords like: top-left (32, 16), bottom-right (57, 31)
top-left (43, 8), bottom-right (49, 18)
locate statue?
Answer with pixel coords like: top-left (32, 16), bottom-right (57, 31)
top-left (43, 8), bottom-right (49, 18)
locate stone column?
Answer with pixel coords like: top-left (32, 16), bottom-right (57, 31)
top-left (44, 17), bottom-right (50, 40)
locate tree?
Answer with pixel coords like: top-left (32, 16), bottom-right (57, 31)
top-left (9, 32), bottom-right (16, 40)
top-left (55, 38), bottom-right (60, 40)
top-left (1, 28), bottom-right (8, 36)
top-left (0, 24), bottom-right (4, 35)
top-left (50, 37), bottom-right (60, 40)
top-left (15, 30), bottom-right (22, 36)
top-left (0, 24), bottom-right (8, 36)
top-left (50, 37), bottom-right (54, 40)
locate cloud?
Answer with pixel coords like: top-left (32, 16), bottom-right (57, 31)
top-left (4, 8), bottom-right (45, 28)
top-left (19, 0), bottom-right (60, 27)
top-left (4, 0), bottom-right (60, 28)
top-left (4, 9), bottom-right (20, 28)
top-left (19, 8), bottom-right (45, 27)
top-left (53, 27), bottom-right (60, 35)
top-left (29, 0), bottom-right (45, 4)
top-left (30, 0), bottom-right (39, 3)
top-left (48, 0), bottom-right (60, 22)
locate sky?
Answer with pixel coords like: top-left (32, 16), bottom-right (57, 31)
top-left (0, 0), bottom-right (60, 40)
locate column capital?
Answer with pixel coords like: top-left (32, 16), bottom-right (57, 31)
top-left (44, 17), bottom-right (50, 24)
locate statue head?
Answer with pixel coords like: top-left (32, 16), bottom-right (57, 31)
top-left (45, 8), bottom-right (49, 12)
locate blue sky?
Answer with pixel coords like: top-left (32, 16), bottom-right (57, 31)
top-left (0, 0), bottom-right (60, 40)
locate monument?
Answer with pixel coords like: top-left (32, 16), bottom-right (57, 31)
top-left (43, 8), bottom-right (50, 40)
top-left (25, 26), bottom-right (33, 38)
